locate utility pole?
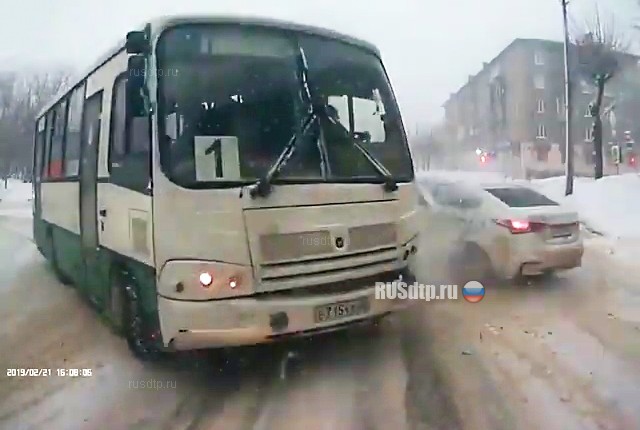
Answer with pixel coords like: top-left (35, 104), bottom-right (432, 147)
top-left (562, 0), bottom-right (574, 195)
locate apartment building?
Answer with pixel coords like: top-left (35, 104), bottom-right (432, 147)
top-left (443, 38), bottom-right (640, 168)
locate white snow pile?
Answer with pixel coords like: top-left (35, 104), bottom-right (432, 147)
top-left (528, 174), bottom-right (640, 240)
top-left (0, 179), bottom-right (33, 219)
top-left (528, 174), bottom-right (640, 265)
top-left (0, 179), bottom-right (33, 203)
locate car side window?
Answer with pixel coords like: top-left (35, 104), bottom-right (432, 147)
top-left (432, 185), bottom-right (455, 206)
top-left (433, 184), bottom-right (482, 209)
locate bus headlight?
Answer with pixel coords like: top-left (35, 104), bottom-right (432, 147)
top-left (199, 272), bottom-right (213, 287)
top-left (159, 260), bottom-right (255, 300)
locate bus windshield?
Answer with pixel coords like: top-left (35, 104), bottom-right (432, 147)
top-left (156, 24), bottom-right (413, 188)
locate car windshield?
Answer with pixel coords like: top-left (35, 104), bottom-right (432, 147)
top-left (484, 187), bottom-right (559, 207)
top-left (156, 24), bottom-right (413, 188)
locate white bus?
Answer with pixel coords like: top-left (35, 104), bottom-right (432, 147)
top-left (32, 15), bottom-right (420, 360)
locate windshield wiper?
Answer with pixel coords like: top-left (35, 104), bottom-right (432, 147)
top-left (249, 45), bottom-right (398, 198)
top-left (321, 113), bottom-right (398, 192)
top-left (249, 112), bottom-right (317, 198)
top-left (249, 46), bottom-right (323, 199)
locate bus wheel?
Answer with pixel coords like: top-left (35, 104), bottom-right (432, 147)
top-left (117, 270), bottom-right (162, 361)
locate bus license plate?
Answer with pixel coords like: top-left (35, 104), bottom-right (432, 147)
top-left (314, 298), bottom-right (370, 323)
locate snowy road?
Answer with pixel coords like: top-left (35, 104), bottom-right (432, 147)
top-left (1, 205), bottom-right (640, 429)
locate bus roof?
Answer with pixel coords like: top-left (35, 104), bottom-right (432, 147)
top-left (38, 14), bottom-right (380, 118)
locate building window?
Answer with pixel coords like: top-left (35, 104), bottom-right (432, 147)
top-left (585, 127), bottom-right (594, 142)
top-left (534, 74), bottom-right (545, 89)
top-left (536, 147), bottom-right (549, 161)
top-left (556, 97), bottom-right (564, 115)
top-left (536, 124), bottom-right (547, 139)
top-left (534, 51), bottom-right (544, 65)
top-left (537, 99), bottom-right (545, 113)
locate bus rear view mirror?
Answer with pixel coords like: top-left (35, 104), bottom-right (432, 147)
top-left (126, 30), bottom-right (148, 54)
top-left (126, 55), bottom-right (147, 117)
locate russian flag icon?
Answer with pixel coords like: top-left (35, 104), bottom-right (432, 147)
top-left (462, 281), bottom-right (485, 303)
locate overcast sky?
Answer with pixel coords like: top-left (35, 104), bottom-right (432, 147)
top-left (3, 0), bottom-right (638, 130)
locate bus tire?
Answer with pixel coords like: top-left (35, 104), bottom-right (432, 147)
top-left (48, 230), bottom-right (73, 286)
top-left (116, 269), bottom-right (162, 361)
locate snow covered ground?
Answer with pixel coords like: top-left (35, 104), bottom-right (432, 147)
top-left (0, 179), bottom-right (33, 219)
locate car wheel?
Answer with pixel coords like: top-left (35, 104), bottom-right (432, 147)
top-left (457, 243), bottom-right (494, 284)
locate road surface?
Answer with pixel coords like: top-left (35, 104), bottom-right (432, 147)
top-left (0, 206), bottom-right (639, 430)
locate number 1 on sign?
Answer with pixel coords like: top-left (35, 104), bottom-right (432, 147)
top-left (205, 139), bottom-right (223, 178)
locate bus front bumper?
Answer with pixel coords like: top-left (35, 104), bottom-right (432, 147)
top-left (157, 286), bottom-right (412, 350)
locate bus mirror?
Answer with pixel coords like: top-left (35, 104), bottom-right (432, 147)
top-left (126, 55), bottom-right (147, 116)
top-left (126, 30), bottom-right (148, 54)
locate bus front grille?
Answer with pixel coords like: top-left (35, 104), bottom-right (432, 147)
top-left (255, 246), bottom-right (402, 293)
top-left (258, 223), bottom-right (397, 263)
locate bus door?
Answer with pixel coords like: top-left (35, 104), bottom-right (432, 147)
top-left (79, 91), bottom-right (105, 307)
top-left (33, 118), bottom-right (46, 221)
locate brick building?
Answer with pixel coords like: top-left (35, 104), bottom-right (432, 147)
top-left (442, 38), bottom-right (640, 169)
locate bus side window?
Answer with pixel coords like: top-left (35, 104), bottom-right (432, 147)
top-left (110, 76), bottom-right (127, 167)
top-left (64, 83), bottom-right (85, 178)
top-left (43, 110), bottom-right (55, 179)
top-left (34, 117), bottom-right (46, 182)
top-left (49, 100), bottom-right (68, 179)
top-left (109, 74), bottom-right (151, 193)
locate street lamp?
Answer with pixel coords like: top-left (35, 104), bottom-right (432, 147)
top-left (561, 0), bottom-right (574, 195)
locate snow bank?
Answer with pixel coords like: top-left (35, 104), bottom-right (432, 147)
top-left (0, 179), bottom-right (33, 203)
top-left (0, 179), bottom-right (33, 219)
top-left (528, 174), bottom-right (640, 240)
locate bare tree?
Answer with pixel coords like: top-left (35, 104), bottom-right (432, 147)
top-left (0, 69), bottom-right (71, 179)
top-left (573, 9), bottom-right (626, 179)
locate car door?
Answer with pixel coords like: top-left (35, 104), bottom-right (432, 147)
top-left (425, 184), bottom-right (468, 246)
